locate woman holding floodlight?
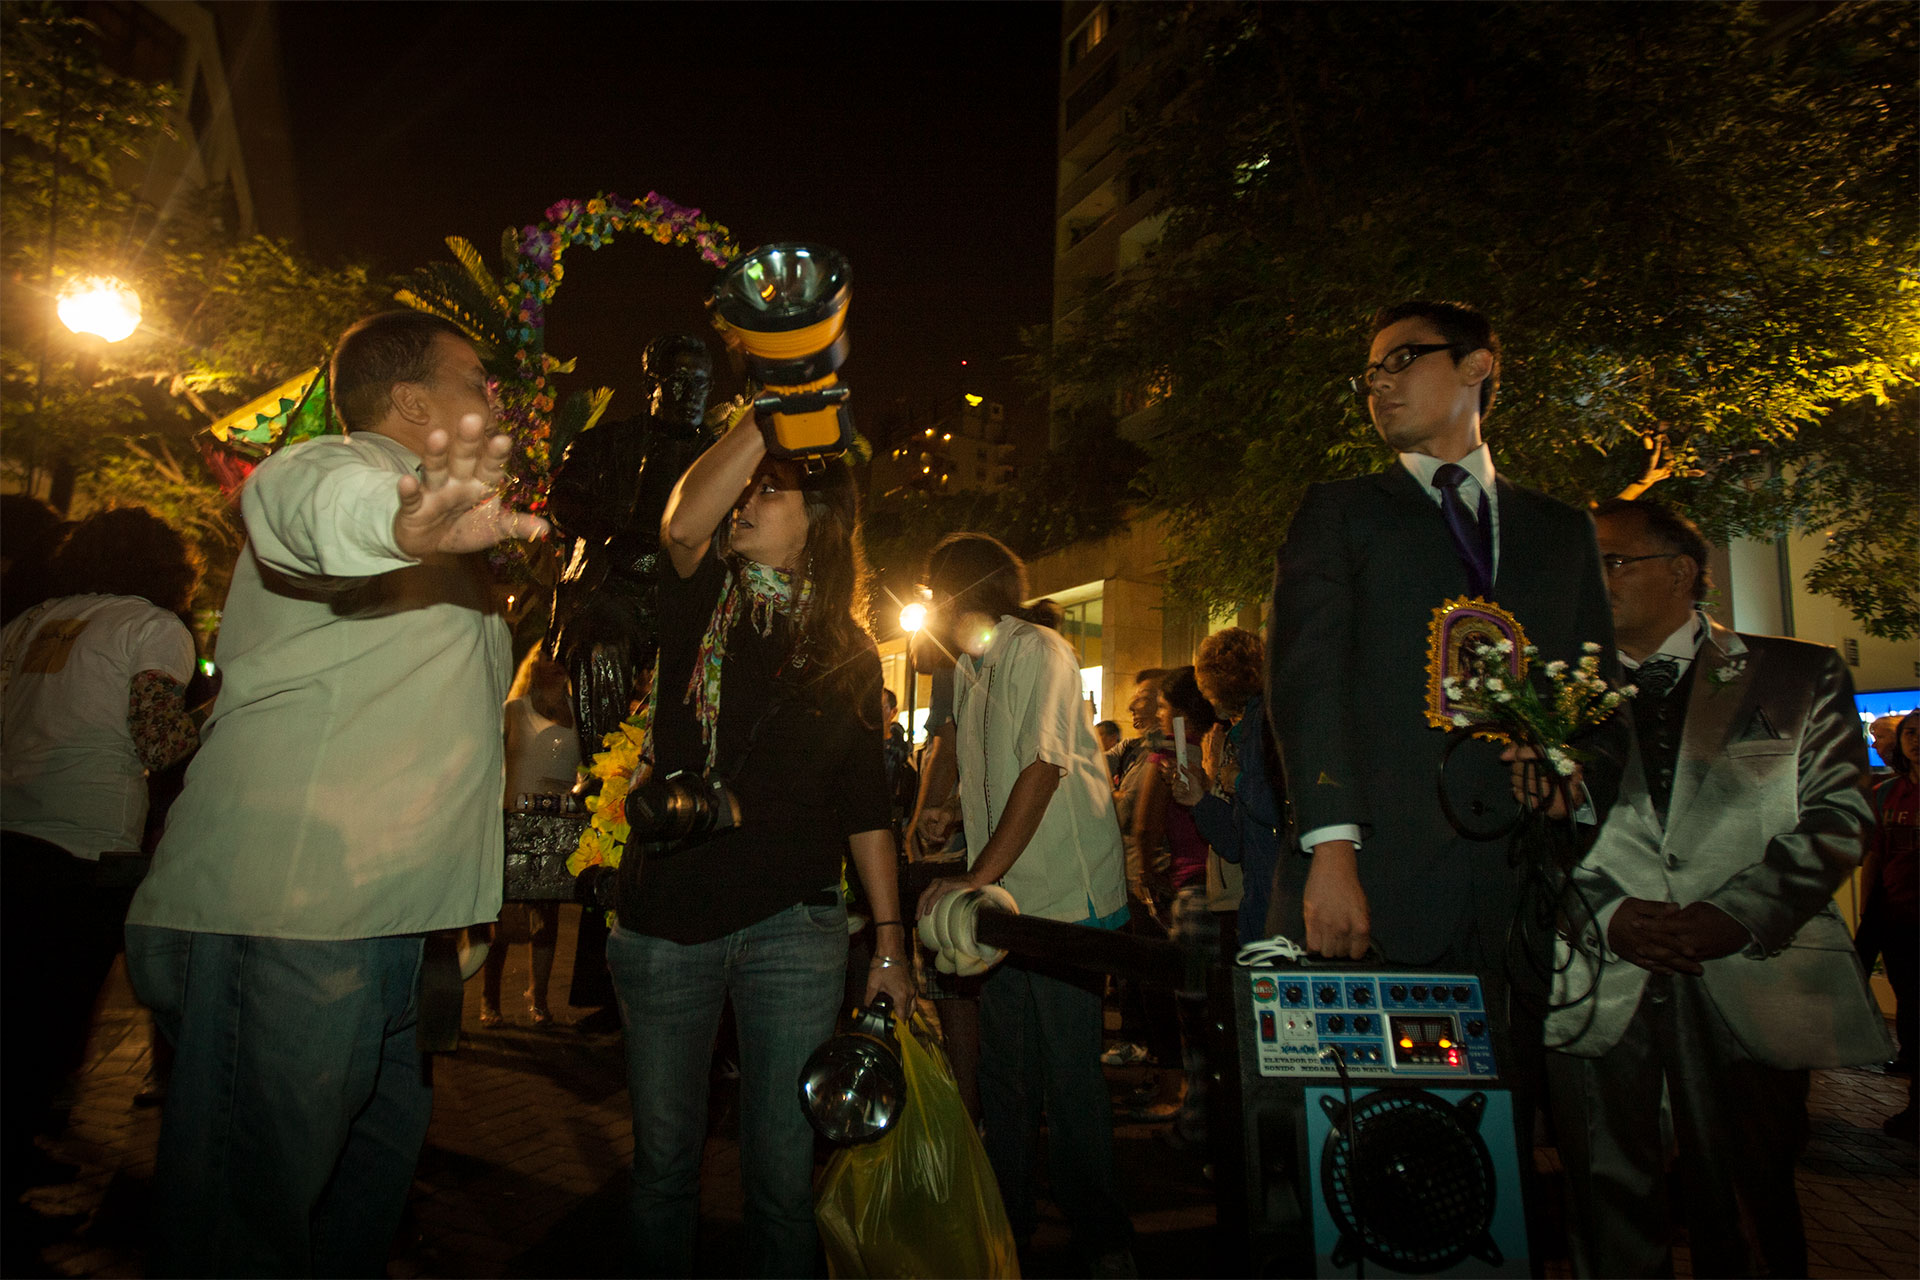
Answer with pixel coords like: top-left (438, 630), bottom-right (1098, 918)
top-left (610, 395), bottom-right (912, 1276)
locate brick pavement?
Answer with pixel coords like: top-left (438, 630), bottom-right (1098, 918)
top-left (16, 906), bottom-right (1917, 1278)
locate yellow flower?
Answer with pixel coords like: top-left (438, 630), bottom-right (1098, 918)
top-left (571, 704), bottom-right (652, 876)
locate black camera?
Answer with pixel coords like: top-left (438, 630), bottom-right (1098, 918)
top-left (625, 769), bottom-right (743, 844)
top-left (574, 771), bottom-right (743, 918)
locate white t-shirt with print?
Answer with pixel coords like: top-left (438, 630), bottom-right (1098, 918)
top-left (2, 594), bottom-right (196, 859)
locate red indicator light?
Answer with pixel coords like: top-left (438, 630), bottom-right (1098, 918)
top-left (1447, 1049), bottom-right (1461, 1065)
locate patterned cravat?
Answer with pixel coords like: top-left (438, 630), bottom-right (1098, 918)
top-left (1432, 463), bottom-right (1495, 597)
top-left (1633, 655), bottom-right (1680, 700)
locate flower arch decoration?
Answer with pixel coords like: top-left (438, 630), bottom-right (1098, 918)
top-left (399, 191), bottom-right (741, 515)
top-left (206, 191), bottom-right (740, 516)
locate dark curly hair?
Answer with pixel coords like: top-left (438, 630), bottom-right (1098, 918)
top-left (716, 455), bottom-right (882, 728)
top-left (1195, 626), bottom-right (1266, 714)
top-left (48, 507), bottom-right (201, 614)
top-left (1158, 666), bottom-right (1218, 737)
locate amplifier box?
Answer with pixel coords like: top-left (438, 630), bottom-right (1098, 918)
top-left (1245, 968), bottom-right (1497, 1079)
top-left (1223, 967), bottom-right (1529, 1277)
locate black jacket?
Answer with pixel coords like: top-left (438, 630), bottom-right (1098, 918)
top-left (1266, 464), bottom-right (1629, 963)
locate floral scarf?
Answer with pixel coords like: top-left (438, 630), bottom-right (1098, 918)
top-left (570, 558), bottom-right (810, 883)
top-left (683, 559), bottom-right (810, 772)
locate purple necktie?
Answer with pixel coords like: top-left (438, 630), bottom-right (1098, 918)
top-left (1433, 463), bottom-right (1494, 597)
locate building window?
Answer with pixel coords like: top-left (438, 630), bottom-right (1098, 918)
top-left (1066, 6), bottom-right (1108, 70)
top-left (1059, 597), bottom-right (1104, 671)
top-left (1064, 58), bottom-right (1119, 131)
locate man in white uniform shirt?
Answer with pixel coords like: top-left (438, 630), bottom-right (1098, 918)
top-left (913, 532), bottom-right (1135, 1276)
top-left (125, 311), bottom-right (548, 1276)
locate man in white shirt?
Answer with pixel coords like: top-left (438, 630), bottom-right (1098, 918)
top-left (913, 533), bottom-right (1135, 1275)
top-left (125, 311), bottom-right (548, 1276)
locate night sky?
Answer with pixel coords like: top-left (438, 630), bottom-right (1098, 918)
top-left (275, 2), bottom-right (1062, 446)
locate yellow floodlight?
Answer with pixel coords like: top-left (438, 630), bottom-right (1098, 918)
top-left (709, 243), bottom-right (853, 461)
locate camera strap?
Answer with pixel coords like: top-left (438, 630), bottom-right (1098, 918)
top-left (718, 694), bottom-right (792, 788)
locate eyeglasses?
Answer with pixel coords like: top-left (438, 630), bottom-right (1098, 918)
top-left (1348, 343), bottom-right (1464, 401)
top-left (1601, 552), bottom-right (1682, 574)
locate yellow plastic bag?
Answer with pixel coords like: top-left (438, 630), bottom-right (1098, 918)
top-left (816, 1011), bottom-right (1021, 1279)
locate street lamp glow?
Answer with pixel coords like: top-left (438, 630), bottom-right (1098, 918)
top-left (899, 602), bottom-right (927, 633)
top-left (57, 275), bottom-right (142, 343)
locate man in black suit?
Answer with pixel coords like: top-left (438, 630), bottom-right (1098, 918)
top-left (1265, 302), bottom-right (1628, 1196)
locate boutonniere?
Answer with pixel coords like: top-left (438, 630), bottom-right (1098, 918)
top-left (1709, 658), bottom-right (1747, 688)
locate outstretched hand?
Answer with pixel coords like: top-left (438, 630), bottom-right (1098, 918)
top-left (394, 413), bottom-right (549, 558)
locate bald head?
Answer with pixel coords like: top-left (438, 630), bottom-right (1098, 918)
top-left (1871, 715), bottom-right (1901, 762)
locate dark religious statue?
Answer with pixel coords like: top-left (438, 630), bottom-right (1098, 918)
top-left (546, 333), bottom-right (716, 756)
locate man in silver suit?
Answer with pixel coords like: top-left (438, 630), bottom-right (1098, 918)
top-left (1545, 498), bottom-right (1891, 1278)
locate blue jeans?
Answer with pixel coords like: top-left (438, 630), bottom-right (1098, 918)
top-left (979, 955), bottom-right (1132, 1257)
top-left (125, 925), bottom-right (432, 1278)
top-left (608, 899), bottom-right (848, 1277)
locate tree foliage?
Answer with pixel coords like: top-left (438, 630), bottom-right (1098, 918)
top-left (861, 423), bottom-right (1142, 618)
top-left (0, 3), bottom-right (386, 608)
top-left (1035, 1), bottom-right (1917, 637)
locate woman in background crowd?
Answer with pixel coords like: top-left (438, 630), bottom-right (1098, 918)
top-left (1859, 710), bottom-right (1918, 1142)
top-left (1174, 626), bottom-right (1288, 945)
top-left (1103, 671), bottom-right (1181, 1075)
top-left (1132, 666), bottom-right (1218, 1147)
top-left (480, 649), bottom-right (580, 1028)
top-left (1, 508), bottom-right (200, 1245)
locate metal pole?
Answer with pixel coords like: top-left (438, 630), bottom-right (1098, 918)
top-left (903, 639), bottom-right (917, 748)
top-left (31, 71), bottom-right (71, 503)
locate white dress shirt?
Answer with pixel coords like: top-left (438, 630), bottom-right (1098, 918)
top-left (952, 616), bottom-right (1129, 924)
top-left (1620, 609), bottom-right (1710, 679)
top-left (129, 432), bottom-right (513, 941)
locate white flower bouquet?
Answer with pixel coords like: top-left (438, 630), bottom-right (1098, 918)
top-left (1425, 597), bottom-right (1628, 776)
